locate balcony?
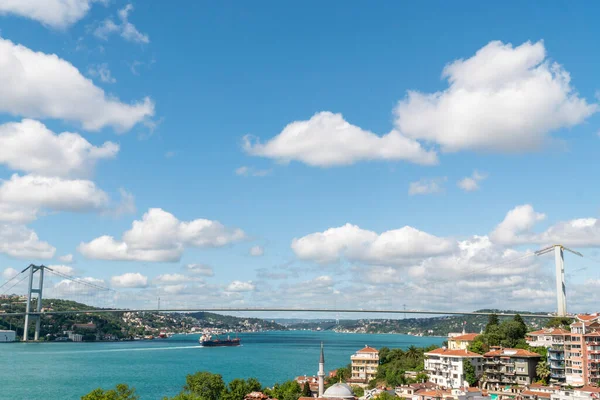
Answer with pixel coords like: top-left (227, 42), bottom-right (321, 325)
top-left (550, 372), bottom-right (566, 379)
top-left (549, 353), bottom-right (565, 361)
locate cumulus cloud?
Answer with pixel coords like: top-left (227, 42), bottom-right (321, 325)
top-left (53, 276), bottom-right (105, 295)
top-left (408, 177), bottom-right (446, 195)
top-left (78, 208), bottom-right (246, 262)
top-left (0, 0), bottom-right (102, 29)
top-left (235, 166), bottom-right (271, 177)
top-left (111, 272), bottom-right (148, 288)
top-left (0, 37), bottom-right (154, 131)
top-left (88, 63), bottom-right (116, 83)
top-left (58, 254), bottom-right (74, 263)
top-left (0, 224), bottom-right (55, 259)
top-left (458, 170), bottom-right (487, 192)
top-left (249, 246), bottom-right (264, 257)
top-left (395, 40), bottom-right (597, 153)
top-left (154, 274), bottom-right (191, 285)
top-left (226, 280), bottom-right (256, 292)
top-left (0, 119), bottom-right (119, 178)
top-left (292, 223), bottom-right (455, 265)
top-left (244, 112), bottom-right (437, 167)
top-left (94, 4), bottom-right (149, 44)
top-left (2, 267), bottom-right (18, 280)
top-left (47, 264), bottom-right (75, 275)
top-left (185, 264), bottom-right (214, 276)
top-left (490, 204), bottom-right (547, 244)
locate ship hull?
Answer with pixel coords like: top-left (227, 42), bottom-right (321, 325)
top-left (201, 340), bottom-right (240, 347)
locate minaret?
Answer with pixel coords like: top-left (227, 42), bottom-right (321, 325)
top-left (318, 342), bottom-right (325, 397)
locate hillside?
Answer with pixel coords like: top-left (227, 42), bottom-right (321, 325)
top-left (284, 310), bottom-right (551, 336)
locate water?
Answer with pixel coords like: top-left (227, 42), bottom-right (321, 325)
top-left (0, 331), bottom-right (443, 400)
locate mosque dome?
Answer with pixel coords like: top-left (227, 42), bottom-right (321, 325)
top-left (323, 383), bottom-right (355, 399)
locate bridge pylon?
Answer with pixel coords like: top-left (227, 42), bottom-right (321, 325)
top-left (22, 264), bottom-right (46, 342)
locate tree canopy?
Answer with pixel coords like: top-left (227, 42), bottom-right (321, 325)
top-left (81, 384), bottom-right (139, 400)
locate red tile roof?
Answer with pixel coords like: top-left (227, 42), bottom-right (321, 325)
top-left (484, 348), bottom-right (541, 358)
top-left (425, 348), bottom-right (483, 357)
top-left (522, 390), bottom-right (552, 399)
top-left (450, 333), bottom-right (479, 341)
top-left (527, 328), bottom-right (570, 336)
top-left (357, 345), bottom-right (378, 353)
top-left (579, 386), bottom-right (600, 394)
top-left (577, 314), bottom-right (599, 321)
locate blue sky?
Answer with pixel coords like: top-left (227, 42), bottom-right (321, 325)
top-left (1, 0), bottom-right (600, 314)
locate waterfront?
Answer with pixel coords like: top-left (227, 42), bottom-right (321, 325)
top-left (0, 331), bottom-right (443, 399)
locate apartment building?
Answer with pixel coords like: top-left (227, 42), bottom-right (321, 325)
top-left (448, 334), bottom-right (479, 351)
top-left (565, 314), bottom-right (600, 386)
top-left (424, 348), bottom-right (484, 389)
top-left (483, 348), bottom-right (541, 389)
top-left (349, 346), bottom-right (379, 385)
top-left (551, 385), bottom-right (600, 400)
top-left (526, 328), bottom-right (570, 383)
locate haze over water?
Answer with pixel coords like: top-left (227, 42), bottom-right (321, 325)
top-left (0, 331), bottom-right (443, 400)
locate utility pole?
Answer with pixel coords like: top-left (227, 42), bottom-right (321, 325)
top-left (535, 245), bottom-right (582, 317)
top-left (22, 264), bottom-right (46, 342)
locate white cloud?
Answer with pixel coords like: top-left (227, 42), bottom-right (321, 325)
top-left (226, 280), bottom-right (256, 292)
top-left (0, 119), bottom-right (119, 178)
top-left (0, 203), bottom-right (38, 223)
top-left (88, 63), bottom-right (116, 83)
top-left (244, 111), bottom-right (437, 167)
top-left (53, 276), bottom-right (105, 294)
top-left (2, 267), bottom-right (18, 280)
top-left (58, 254), bottom-right (74, 263)
top-left (47, 264), bottom-right (74, 275)
top-left (94, 4), bottom-right (149, 44)
top-left (249, 246), bottom-right (264, 257)
top-left (458, 170), bottom-right (487, 192)
top-left (185, 264), bottom-right (214, 276)
top-left (78, 208), bottom-right (246, 262)
top-left (395, 40), bottom-right (597, 153)
top-left (408, 177), bottom-right (446, 195)
top-left (0, 174), bottom-right (109, 213)
top-left (235, 166), bottom-right (271, 177)
top-left (490, 204), bottom-right (547, 244)
top-left (0, 0), bottom-right (103, 29)
top-left (0, 37), bottom-right (154, 131)
top-left (292, 223), bottom-right (455, 265)
top-left (0, 223), bottom-right (55, 259)
top-left (111, 272), bottom-right (148, 288)
top-left (154, 274), bottom-right (189, 285)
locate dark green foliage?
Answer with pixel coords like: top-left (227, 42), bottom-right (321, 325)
top-left (463, 360), bottom-right (477, 386)
top-left (376, 345), bottom-right (437, 386)
top-left (81, 384), bottom-right (139, 400)
top-left (536, 360), bottom-right (550, 384)
top-left (333, 364), bottom-right (351, 382)
top-left (175, 371), bottom-right (226, 400)
top-left (265, 380), bottom-right (302, 400)
top-left (469, 315), bottom-right (534, 353)
top-left (415, 372), bottom-right (428, 383)
top-left (377, 392), bottom-right (396, 400)
top-left (485, 313), bottom-right (499, 333)
top-left (301, 382), bottom-right (311, 397)
top-left (352, 386), bottom-right (364, 398)
top-left (222, 378), bottom-right (262, 400)
top-left (545, 317), bottom-right (574, 329)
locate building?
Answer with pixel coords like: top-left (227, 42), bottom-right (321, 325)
top-left (349, 345), bottom-right (379, 385)
top-left (424, 348), bottom-right (484, 389)
top-left (0, 329), bottom-right (15, 342)
top-left (448, 334), bottom-right (480, 351)
top-left (483, 348), bottom-right (541, 388)
top-left (551, 385), bottom-right (600, 400)
top-left (299, 346), bottom-right (357, 400)
top-left (526, 328), bottom-right (569, 383)
top-left (564, 314), bottom-right (600, 386)
top-left (72, 323), bottom-right (96, 331)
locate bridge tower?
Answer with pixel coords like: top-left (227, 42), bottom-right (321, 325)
top-left (535, 245), bottom-right (582, 317)
top-left (22, 264), bottom-right (46, 342)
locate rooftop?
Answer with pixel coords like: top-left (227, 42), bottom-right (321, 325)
top-left (356, 345), bottom-right (378, 354)
top-left (484, 348), bottom-right (541, 358)
top-left (527, 328), bottom-right (570, 336)
top-left (449, 333), bottom-right (479, 341)
top-left (425, 348), bottom-right (483, 358)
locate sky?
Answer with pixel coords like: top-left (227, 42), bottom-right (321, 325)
top-left (1, 0), bottom-right (600, 316)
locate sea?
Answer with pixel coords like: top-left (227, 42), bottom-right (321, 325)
top-left (0, 331), bottom-right (443, 400)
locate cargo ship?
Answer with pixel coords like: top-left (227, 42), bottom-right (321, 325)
top-left (199, 333), bottom-right (240, 347)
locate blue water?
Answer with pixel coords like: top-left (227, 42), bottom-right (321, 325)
top-left (0, 331), bottom-right (443, 400)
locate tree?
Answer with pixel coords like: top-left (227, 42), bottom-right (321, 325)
top-left (81, 384), bottom-right (139, 400)
top-left (513, 314), bottom-right (527, 338)
top-left (545, 317), bottom-right (574, 329)
top-left (415, 372), bottom-right (428, 383)
top-left (222, 378), bottom-right (262, 400)
top-left (352, 386), bottom-right (364, 398)
top-left (377, 392), bottom-right (396, 400)
top-left (485, 314), bottom-right (499, 334)
top-left (536, 360), bottom-right (550, 384)
top-left (468, 338), bottom-right (486, 355)
top-left (172, 371), bottom-right (226, 400)
top-left (463, 360), bottom-right (477, 386)
top-left (301, 382), bottom-right (311, 397)
top-left (267, 380), bottom-right (302, 400)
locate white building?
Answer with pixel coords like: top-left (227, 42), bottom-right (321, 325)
top-left (0, 330), bottom-right (15, 342)
top-left (551, 386), bottom-right (600, 400)
top-left (424, 348), bottom-right (484, 389)
top-left (350, 346), bottom-right (379, 385)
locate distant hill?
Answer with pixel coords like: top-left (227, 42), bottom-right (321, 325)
top-left (188, 312), bottom-right (286, 331)
top-left (285, 310), bottom-right (551, 336)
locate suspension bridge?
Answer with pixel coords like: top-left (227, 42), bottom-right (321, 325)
top-left (0, 244), bottom-right (594, 341)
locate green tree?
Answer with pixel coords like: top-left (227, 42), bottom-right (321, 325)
top-left (463, 360), bottom-right (477, 386)
top-left (267, 380), bottom-right (302, 400)
top-left (468, 338), bottom-right (486, 355)
top-left (352, 386), bottom-right (364, 398)
top-left (222, 378), bottom-right (262, 400)
top-left (536, 360), bottom-right (550, 384)
top-left (301, 382), bottom-right (311, 397)
top-left (405, 346), bottom-right (420, 362)
top-left (335, 364), bottom-right (352, 381)
top-left (545, 317), bottom-right (573, 329)
top-left (513, 314), bottom-right (527, 338)
top-left (170, 371), bottom-right (226, 400)
top-left (377, 392), bottom-right (396, 400)
top-left (485, 314), bottom-right (499, 334)
top-left (415, 372), bottom-right (428, 383)
top-left (81, 384), bottom-right (139, 400)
